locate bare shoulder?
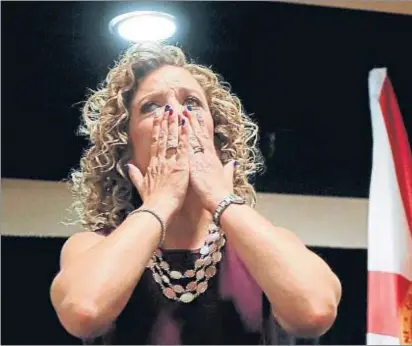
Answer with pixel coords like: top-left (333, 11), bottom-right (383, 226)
top-left (59, 230), bottom-right (106, 269)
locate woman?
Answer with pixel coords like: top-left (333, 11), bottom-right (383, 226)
top-left (50, 42), bottom-right (341, 345)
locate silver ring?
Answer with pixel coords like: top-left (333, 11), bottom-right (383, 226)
top-left (166, 144), bottom-right (178, 151)
top-left (193, 146), bottom-right (204, 154)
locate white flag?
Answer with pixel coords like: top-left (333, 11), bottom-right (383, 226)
top-left (367, 68), bottom-right (412, 345)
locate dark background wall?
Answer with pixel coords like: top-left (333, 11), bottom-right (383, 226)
top-left (2, 1), bottom-right (412, 197)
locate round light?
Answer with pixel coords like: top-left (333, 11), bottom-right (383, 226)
top-left (109, 11), bottom-right (176, 42)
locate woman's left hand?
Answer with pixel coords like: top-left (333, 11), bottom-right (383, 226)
top-left (183, 107), bottom-right (235, 212)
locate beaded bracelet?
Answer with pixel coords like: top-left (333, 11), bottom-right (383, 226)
top-left (128, 208), bottom-right (166, 248)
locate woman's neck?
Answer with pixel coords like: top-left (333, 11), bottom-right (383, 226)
top-left (162, 187), bottom-right (212, 250)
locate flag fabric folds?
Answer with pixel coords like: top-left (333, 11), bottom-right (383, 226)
top-left (367, 68), bottom-right (412, 345)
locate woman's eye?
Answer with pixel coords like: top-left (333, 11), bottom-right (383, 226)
top-left (185, 97), bottom-right (201, 108)
top-left (140, 97), bottom-right (201, 114)
top-left (140, 102), bottom-right (159, 114)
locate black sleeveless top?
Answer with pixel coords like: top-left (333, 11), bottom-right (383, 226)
top-left (84, 243), bottom-right (319, 345)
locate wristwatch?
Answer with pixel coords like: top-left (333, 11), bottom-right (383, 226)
top-left (213, 193), bottom-right (246, 226)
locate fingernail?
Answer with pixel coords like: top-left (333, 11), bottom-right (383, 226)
top-left (168, 108), bottom-right (174, 116)
top-left (165, 105), bottom-right (171, 111)
top-left (187, 105), bottom-right (193, 111)
top-left (233, 161), bottom-right (239, 167)
top-left (181, 118), bottom-right (186, 126)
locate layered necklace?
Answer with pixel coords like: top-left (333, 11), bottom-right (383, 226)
top-left (146, 222), bottom-right (226, 303)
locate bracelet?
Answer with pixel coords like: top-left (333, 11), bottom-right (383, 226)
top-left (213, 193), bottom-right (246, 226)
top-left (128, 208), bottom-right (166, 248)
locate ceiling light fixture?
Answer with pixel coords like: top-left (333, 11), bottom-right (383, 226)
top-left (109, 11), bottom-right (177, 42)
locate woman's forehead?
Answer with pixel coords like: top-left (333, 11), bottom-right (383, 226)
top-left (137, 65), bottom-right (203, 95)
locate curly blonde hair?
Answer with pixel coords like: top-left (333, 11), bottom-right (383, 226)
top-left (70, 42), bottom-right (264, 232)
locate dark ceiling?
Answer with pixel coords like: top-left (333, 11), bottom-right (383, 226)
top-left (2, 1), bottom-right (412, 198)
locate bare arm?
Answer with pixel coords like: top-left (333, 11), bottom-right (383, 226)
top-left (50, 203), bottom-right (175, 339)
top-left (219, 203), bottom-right (341, 337)
top-left (51, 109), bottom-right (190, 339)
top-left (183, 107), bottom-right (341, 337)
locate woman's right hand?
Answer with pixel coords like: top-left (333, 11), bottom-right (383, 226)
top-left (127, 107), bottom-right (190, 216)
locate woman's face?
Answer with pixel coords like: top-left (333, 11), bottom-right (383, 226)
top-left (129, 65), bottom-right (214, 173)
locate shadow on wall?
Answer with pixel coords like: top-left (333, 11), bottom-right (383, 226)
top-left (1, 236), bottom-right (366, 345)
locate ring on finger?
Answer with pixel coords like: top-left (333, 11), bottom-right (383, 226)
top-left (166, 143), bottom-right (178, 151)
top-left (193, 146), bottom-right (204, 154)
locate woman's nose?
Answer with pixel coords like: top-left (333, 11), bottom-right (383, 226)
top-left (166, 99), bottom-right (184, 115)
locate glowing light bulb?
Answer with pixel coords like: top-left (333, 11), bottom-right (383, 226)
top-left (109, 11), bottom-right (176, 42)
